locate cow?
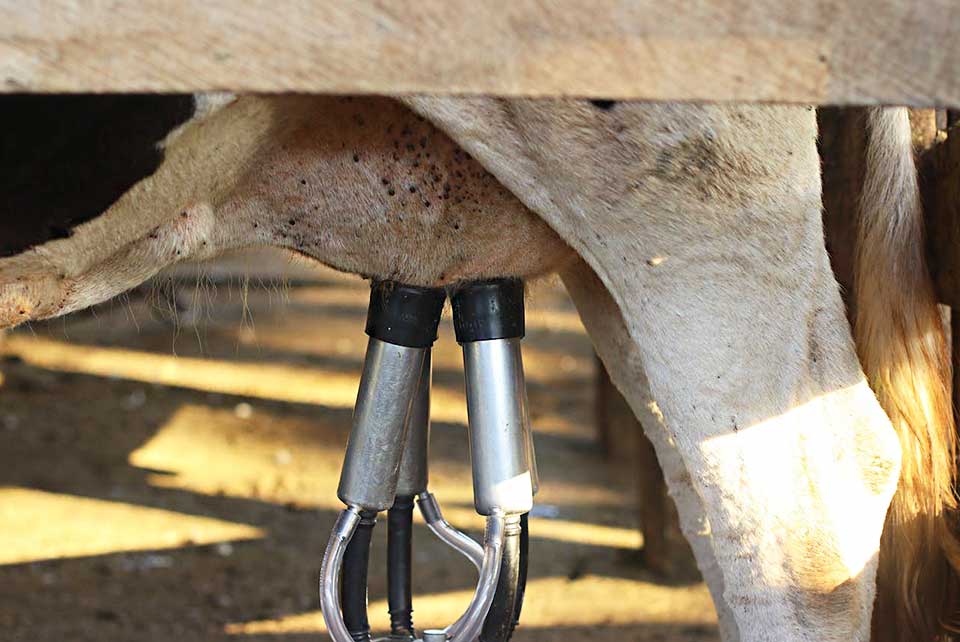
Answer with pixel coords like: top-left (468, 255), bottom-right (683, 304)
top-left (0, 94), bottom-right (953, 642)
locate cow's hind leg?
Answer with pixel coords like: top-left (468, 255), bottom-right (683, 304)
top-left (563, 258), bottom-right (741, 642)
top-left (411, 98), bottom-right (901, 642)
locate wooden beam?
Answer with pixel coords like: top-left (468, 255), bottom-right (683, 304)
top-left (1, 1), bottom-right (959, 105)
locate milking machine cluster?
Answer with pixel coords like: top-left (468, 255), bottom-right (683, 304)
top-left (320, 278), bottom-right (537, 642)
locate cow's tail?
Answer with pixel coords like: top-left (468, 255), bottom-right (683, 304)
top-left (855, 107), bottom-right (960, 639)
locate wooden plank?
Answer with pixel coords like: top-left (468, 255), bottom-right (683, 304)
top-left (1, 1), bottom-right (959, 105)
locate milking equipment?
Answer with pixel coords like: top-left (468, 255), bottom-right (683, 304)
top-left (320, 278), bottom-right (537, 642)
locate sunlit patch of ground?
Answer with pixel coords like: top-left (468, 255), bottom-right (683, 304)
top-left (227, 576), bottom-right (716, 637)
top-left (1, 331), bottom-right (590, 436)
top-left (0, 249), bottom-right (717, 642)
top-left (0, 487), bottom-right (263, 565)
top-left (127, 403), bottom-right (641, 549)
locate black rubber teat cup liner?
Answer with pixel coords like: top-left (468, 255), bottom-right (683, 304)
top-left (451, 278), bottom-right (525, 343)
top-left (365, 280), bottom-right (446, 348)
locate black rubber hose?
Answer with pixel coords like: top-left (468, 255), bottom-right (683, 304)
top-left (479, 516), bottom-right (523, 642)
top-left (512, 512), bottom-right (530, 632)
top-left (341, 510), bottom-right (378, 642)
top-left (387, 495), bottom-right (416, 638)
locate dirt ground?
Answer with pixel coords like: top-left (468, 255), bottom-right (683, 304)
top-left (0, 249), bottom-right (718, 642)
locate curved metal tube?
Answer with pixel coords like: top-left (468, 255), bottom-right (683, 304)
top-left (445, 513), bottom-right (506, 642)
top-left (479, 514), bottom-right (523, 642)
top-left (418, 492), bottom-right (484, 570)
top-left (320, 507), bottom-right (363, 642)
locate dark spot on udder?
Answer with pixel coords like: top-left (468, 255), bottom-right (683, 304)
top-left (589, 99), bottom-right (617, 111)
top-left (352, 154), bottom-right (360, 162)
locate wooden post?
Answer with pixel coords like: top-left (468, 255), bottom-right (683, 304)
top-left (921, 115), bottom-right (960, 425)
top-left (817, 107), bottom-right (867, 323)
top-left (594, 356), bottom-right (697, 580)
top-left (594, 353), bottom-right (614, 456)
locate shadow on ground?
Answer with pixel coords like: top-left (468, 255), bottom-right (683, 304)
top-left (0, 258), bottom-right (717, 642)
